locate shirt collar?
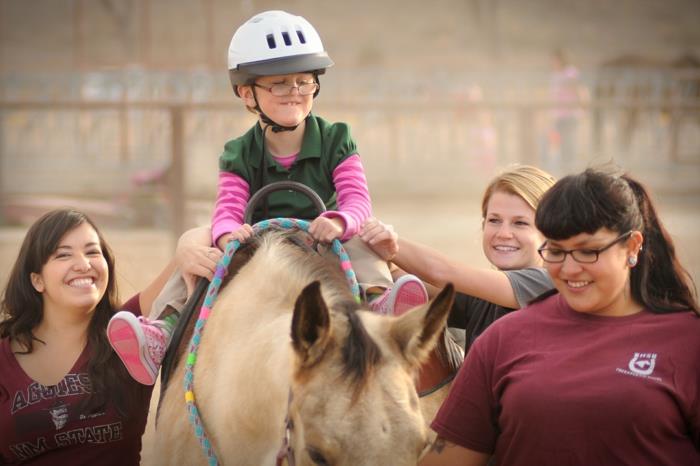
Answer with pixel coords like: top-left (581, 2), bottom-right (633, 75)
top-left (250, 114), bottom-right (321, 169)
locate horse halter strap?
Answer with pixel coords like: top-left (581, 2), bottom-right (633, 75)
top-left (184, 218), bottom-right (361, 466)
top-left (276, 390), bottom-right (296, 466)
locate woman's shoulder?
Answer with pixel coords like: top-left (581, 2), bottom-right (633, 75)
top-left (0, 336), bottom-right (15, 362)
top-left (475, 294), bottom-right (559, 337)
top-left (652, 309), bottom-right (700, 331)
top-left (468, 295), bottom-right (568, 362)
top-left (505, 267), bottom-right (549, 281)
top-left (0, 337), bottom-right (20, 398)
top-left (505, 267), bottom-right (555, 307)
top-left (517, 290), bottom-right (560, 311)
top-left (483, 293), bottom-right (561, 333)
top-left (119, 294), bottom-right (142, 317)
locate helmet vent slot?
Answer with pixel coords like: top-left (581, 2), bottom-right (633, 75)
top-left (266, 34), bottom-right (277, 49)
top-left (281, 31), bottom-right (292, 46)
top-left (296, 30), bottom-right (306, 44)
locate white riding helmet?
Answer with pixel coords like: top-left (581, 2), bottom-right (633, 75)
top-left (228, 10), bottom-right (334, 95)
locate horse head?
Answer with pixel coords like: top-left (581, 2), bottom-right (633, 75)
top-left (287, 281), bottom-right (456, 466)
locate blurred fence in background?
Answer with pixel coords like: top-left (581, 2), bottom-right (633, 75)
top-left (1, 68), bottom-right (699, 237)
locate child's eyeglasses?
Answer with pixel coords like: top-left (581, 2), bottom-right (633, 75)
top-left (254, 82), bottom-right (319, 96)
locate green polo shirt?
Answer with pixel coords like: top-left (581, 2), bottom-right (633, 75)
top-left (219, 114), bottom-right (357, 223)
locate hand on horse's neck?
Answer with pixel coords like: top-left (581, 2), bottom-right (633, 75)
top-left (264, 122), bottom-right (305, 157)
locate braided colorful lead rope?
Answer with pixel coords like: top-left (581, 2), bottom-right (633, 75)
top-left (184, 218), bottom-right (361, 465)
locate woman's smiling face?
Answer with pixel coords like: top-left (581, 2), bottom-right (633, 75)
top-left (543, 228), bottom-right (643, 317)
top-left (30, 222), bottom-right (108, 317)
top-left (481, 190), bottom-right (544, 271)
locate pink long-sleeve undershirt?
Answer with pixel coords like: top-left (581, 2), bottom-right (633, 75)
top-left (211, 154), bottom-right (372, 245)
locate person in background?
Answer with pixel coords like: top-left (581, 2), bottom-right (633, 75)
top-left (545, 48), bottom-right (585, 175)
top-left (106, 10), bottom-right (427, 387)
top-left (361, 164), bottom-right (556, 351)
top-left (420, 168), bottom-right (699, 466)
top-left (0, 209), bottom-right (217, 465)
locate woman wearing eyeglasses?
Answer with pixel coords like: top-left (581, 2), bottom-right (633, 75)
top-left (420, 168), bottom-right (700, 466)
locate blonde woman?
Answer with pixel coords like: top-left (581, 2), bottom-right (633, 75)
top-left (361, 165), bottom-right (556, 351)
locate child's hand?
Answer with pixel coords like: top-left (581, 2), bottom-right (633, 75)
top-left (360, 217), bottom-right (399, 261)
top-left (231, 224), bottom-right (254, 244)
top-left (216, 224), bottom-right (254, 251)
top-left (309, 217), bottom-right (344, 243)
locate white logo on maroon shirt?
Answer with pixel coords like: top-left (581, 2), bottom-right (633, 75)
top-left (628, 352), bottom-right (656, 376)
top-left (47, 401), bottom-right (69, 430)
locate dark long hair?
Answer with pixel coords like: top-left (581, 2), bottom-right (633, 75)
top-left (0, 209), bottom-right (141, 415)
top-left (535, 168), bottom-right (698, 316)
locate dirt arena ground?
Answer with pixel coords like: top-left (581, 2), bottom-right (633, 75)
top-left (0, 194), bottom-right (697, 464)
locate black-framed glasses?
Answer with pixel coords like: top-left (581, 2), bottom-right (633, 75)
top-left (538, 231), bottom-right (633, 264)
top-left (254, 82), bottom-right (319, 96)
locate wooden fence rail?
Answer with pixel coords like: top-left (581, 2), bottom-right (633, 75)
top-left (2, 99), bottom-right (699, 237)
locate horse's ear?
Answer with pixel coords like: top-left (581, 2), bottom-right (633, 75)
top-left (389, 284), bottom-right (455, 367)
top-left (291, 281), bottom-right (332, 368)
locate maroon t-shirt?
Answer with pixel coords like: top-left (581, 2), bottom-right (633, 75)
top-left (0, 295), bottom-right (153, 465)
top-left (432, 293), bottom-right (700, 466)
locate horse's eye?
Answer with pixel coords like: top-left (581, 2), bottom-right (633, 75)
top-left (307, 447), bottom-right (330, 466)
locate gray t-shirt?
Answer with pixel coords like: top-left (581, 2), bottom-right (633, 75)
top-left (448, 267), bottom-right (553, 352)
top-left (507, 267), bottom-right (553, 308)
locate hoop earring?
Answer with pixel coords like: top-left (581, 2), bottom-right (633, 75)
top-left (628, 256), bottom-right (638, 267)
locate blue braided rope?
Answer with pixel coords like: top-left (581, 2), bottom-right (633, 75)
top-left (184, 218), bottom-right (360, 465)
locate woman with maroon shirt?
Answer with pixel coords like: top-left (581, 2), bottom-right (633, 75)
top-left (0, 209), bottom-right (218, 465)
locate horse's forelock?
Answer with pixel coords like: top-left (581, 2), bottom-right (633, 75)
top-left (339, 309), bottom-right (381, 396)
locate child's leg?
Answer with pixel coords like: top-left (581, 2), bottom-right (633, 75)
top-left (340, 236), bottom-right (393, 292)
top-left (107, 271), bottom-right (188, 385)
top-left (341, 237), bottom-right (428, 315)
top-left (150, 269), bottom-right (189, 320)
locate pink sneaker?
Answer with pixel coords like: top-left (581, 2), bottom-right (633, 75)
top-left (369, 274), bottom-right (429, 316)
top-left (106, 311), bottom-right (170, 385)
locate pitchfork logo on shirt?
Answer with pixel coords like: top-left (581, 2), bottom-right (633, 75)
top-left (47, 400), bottom-right (69, 430)
top-left (627, 352), bottom-right (657, 376)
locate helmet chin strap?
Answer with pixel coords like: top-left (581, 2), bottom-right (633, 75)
top-left (260, 112), bottom-right (298, 133)
top-left (252, 88), bottom-right (301, 133)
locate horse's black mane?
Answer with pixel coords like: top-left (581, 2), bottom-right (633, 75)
top-left (341, 308), bottom-right (381, 389)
